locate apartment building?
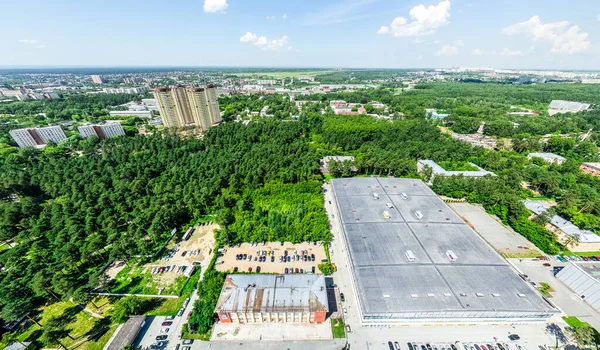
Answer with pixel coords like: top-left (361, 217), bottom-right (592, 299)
top-left (152, 85), bottom-right (221, 130)
top-left (9, 126), bottom-right (67, 148)
top-left (78, 122), bottom-right (125, 140)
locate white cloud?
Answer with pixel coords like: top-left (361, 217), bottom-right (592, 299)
top-left (414, 38), bottom-right (426, 44)
top-left (471, 48), bottom-right (483, 55)
top-left (433, 39), bottom-right (440, 44)
top-left (283, 14), bottom-right (287, 21)
top-left (502, 16), bottom-right (590, 54)
top-left (18, 39), bottom-right (38, 45)
top-left (240, 32), bottom-right (289, 51)
top-left (416, 55), bottom-right (423, 60)
top-left (266, 15), bottom-right (276, 20)
top-left (453, 39), bottom-right (464, 46)
top-left (500, 48), bottom-right (524, 56)
top-left (435, 44), bottom-right (459, 56)
top-left (377, 0), bottom-right (451, 37)
top-left (204, 0), bottom-right (228, 13)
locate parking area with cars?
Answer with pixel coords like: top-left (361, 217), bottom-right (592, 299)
top-left (214, 241), bottom-right (327, 274)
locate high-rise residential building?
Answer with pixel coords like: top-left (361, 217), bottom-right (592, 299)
top-left (9, 126), bottom-right (67, 148)
top-left (78, 122), bottom-right (125, 140)
top-left (91, 75), bottom-right (103, 84)
top-left (152, 85), bottom-right (221, 131)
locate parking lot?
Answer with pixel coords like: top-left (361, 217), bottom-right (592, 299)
top-left (214, 241), bottom-right (327, 274)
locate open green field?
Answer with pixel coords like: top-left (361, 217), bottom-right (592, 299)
top-left (231, 70), bottom-right (334, 78)
top-left (108, 264), bottom-right (188, 295)
top-left (0, 301), bottom-right (115, 350)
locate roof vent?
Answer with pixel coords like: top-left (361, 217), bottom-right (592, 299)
top-left (427, 293), bottom-right (435, 297)
top-left (383, 294), bottom-right (391, 298)
top-left (446, 250), bottom-right (457, 262)
top-left (459, 293), bottom-right (467, 297)
top-left (405, 250), bottom-right (416, 262)
top-left (476, 293), bottom-right (484, 297)
top-left (414, 211), bottom-right (423, 219)
top-left (410, 294), bottom-right (419, 298)
top-left (517, 293), bottom-right (527, 298)
top-left (491, 293), bottom-right (500, 297)
top-left (443, 293), bottom-right (452, 297)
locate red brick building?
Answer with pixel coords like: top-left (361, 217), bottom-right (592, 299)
top-left (215, 274), bottom-right (328, 324)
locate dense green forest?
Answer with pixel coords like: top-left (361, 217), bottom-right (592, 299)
top-left (219, 93), bottom-right (299, 121)
top-left (0, 120), bottom-right (327, 323)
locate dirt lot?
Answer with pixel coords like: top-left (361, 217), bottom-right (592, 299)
top-left (215, 241), bottom-right (327, 274)
top-left (103, 223), bottom-right (217, 292)
top-left (146, 222), bottom-right (218, 284)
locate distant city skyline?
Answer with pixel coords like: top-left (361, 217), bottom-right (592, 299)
top-left (1, 0), bottom-right (598, 70)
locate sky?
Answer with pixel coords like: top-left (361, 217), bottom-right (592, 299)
top-left (1, 0), bottom-right (599, 69)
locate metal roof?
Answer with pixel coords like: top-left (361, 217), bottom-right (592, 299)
top-left (418, 160), bottom-right (496, 177)
top-left (527, 152), bottom-right (566, 163)
top-left (549, 100), bottom-right (591, 111)
top-left (523, 200), bottom-right (600, 243)
top-left (332, 178), bottom-right (556, 318)
top-left (215, 274), bottom-right (328, 313)
top-left (105, 316), bottom-right (146, 350)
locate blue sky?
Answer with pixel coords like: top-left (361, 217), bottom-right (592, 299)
top-left (1, 0), bottom-right (599, 69)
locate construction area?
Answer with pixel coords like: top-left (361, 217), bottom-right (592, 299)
top-left (330, 177), bottom-right (558, 325)
top-left (214, 242), bottom-right (326, 274)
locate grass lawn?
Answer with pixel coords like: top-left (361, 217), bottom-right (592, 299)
top-left (571, 251), bottom-right (600, 257)
top-left (109, 264), bottom-right (188, 295)
top-left (147, 266), bottom-right (202, 316)
top-left (502, 252), bottom-right (541, 258)
top-left (331, 318), bottom-right (346, 338)
top-left (1, 301), bottom-right (115, 350)
top-left (181, 324), bottom-right (210, 341)
top-left (563, 316), bottom-right (591, 329)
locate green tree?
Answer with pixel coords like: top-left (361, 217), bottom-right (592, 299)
top-left (111, 297), bottom-right (146, 323)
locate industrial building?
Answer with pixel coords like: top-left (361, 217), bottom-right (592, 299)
top-left (215, 274), bottom-right (328, 324)
top-left (417, 159), bottom-right (495, 184)
top-left (152, 85), bottom-right (222, 130)
top-left (524, 200), bottom-right (600, 243)
top-left (78, 122), bottom-right (125, 140)
top-left (331, 177), bottom-right (557, 325)
top-left (556, 262), bottom-right (600, 313)
top-left (580, 163), bottom-right (600, 177)
top-left (109, 110), bottom-right (154, 118)
top-left (9, 126), bottom-right (67, 148)
top-left (527, 152), bottom-right (566, 164)
top-left (548, 100), bottom-right (591, 115)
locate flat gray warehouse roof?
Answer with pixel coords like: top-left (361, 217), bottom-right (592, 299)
top-left (331, 178), bottom-right (556, 321)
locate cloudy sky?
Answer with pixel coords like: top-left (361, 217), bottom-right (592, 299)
top-left (1, 0), bottom-right (599, 69)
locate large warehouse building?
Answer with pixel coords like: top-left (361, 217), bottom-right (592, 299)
top-left (331, 177), bottom-right (558, 325)
top-left (215, 274), bottom-right (328, 324)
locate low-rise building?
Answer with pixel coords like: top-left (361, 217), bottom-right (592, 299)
top-left (215, 274), bottom-right (328, 324)
top-left (417, 159), bottom-right (495, 184)
top-left (527, 152), bottom-right (566, 164)
top-left (104, 316), bottom-right (146, 350)
top-left (102, 87), bottom-right (148, 94)
top-left (109, 110), bottom-right (154, 118)
top-left (321, 156), bottom-right (356, 174)
top-left (556, 263), bottom-right (600, 313)
top-left (425, 108), bottom-right (449, 119)
top-left (580, 163), bottom-right (600, 177)
top-left (523, 200), bottom-right (600, 243)
top-left (548, 100), bottom-right (591, 116)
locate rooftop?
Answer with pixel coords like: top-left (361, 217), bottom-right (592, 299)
top-left (105, 316), bottom-right (146, 350)
top-left (523, 200), bottom-right (600, 243)
top-left (215, 274), bottom-right (328, 313)
top-left (582, 163), bottom-right (600, 171)
top-left (332, 178), bottom-right (556, 317)
top-left (527, 152), bottom-right (566, 163)
top-left (418, 159), bottom-right (495, 178)
top-left (549, 100), bottom-right (591, 111)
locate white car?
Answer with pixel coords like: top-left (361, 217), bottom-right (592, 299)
top-left (160, 328), bottom-right (170, 333)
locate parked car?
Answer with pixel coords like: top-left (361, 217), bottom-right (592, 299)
top-left (182, 340), bottom-right (194, 345)
top-left (388, 342), bottom-right (395, 350)
top-left (155, 335), bottom-right (168, 341)
top-left (394, 342), bottom-right (400, 350)
top-left (159, 328), bottom-right (170, 333)
top-left (256, 266), bottom-right (261, 273)
top-left (543, 262), bottom-right (551, 267)
top-left (285, 268), bottom-right (289, 274)
top-left (165, 316), bottom-right (175, 320)
top-left (248, 267), bottom-right (252, 272)
top-left (161, 321), bottom-right (172, 326)
top-left (508, 334), bottom-right (520, 341)
top-left (329, 283), bottom-right (337, 288)
top-left (182, 347), bottom-right (191, 350)
top-left (271, 256), bottom-right (275, 262)
top-left (233, 267), bottom-right (238, 272)
top-left (340, 293), bottom-right (345, 302)
top-left (408, 343), bottom-right (414, 350)
top-left (300, 269), bottom-right (303, 274)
